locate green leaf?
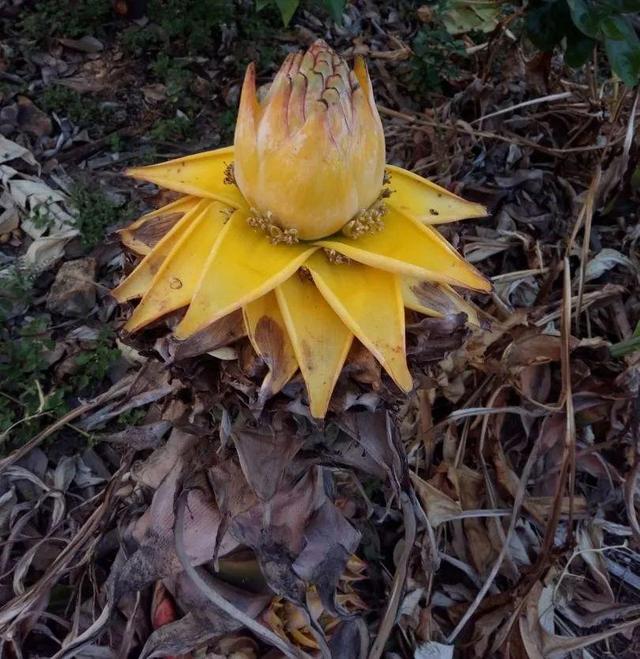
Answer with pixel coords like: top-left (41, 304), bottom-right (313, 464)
top-left (565, 23), bottom-right (595, 66)
top-left (323, 0), bottom-right (346, 23)
top-left (274, 0), bottom-right (299, 25)
top-left (602, 15), bottom-right (640, 85)
top-left (630, 164), bottom-right (640, 191)
top-left (443, 2), bottom-right (501, 34)
top-left (610, 333), bottom-right (640, 358)
top-left (601, 0), bottom-right (640, 11)
top-left (526, 0), bottom-right (573, 51)
top-left (567, 0), bottom-right (602, 37)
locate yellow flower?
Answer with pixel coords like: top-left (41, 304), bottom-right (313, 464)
top-left (113, 40), bottom-right (490, 418)
top-left (234, 41), bottom-right (385, 240)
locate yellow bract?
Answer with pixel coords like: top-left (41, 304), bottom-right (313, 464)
top-left (114, 40), bottom-right (490, 418)
top-left (175, 210), bottom-right (317, 338)
top-left (307, 254), bottom-right (412, 393)
top-left (386, 166), bottom-right (488, 224)
top-left (317, 207), bottom-right (490, 291)
top-left (276, 273), bottom-right (353, 418)
top-left (112, 198), bottom-right (212, 303)
top-left (244, 292), bottom-right (298, 406)
top-left (123, 201), bottom-right (230, 332)
top-left (118, 195), bottom-right (200, 256)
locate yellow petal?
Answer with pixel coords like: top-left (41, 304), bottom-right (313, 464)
top-left (123, 201), bottom-right (230, 332)
top-left (112, 198), bottom-right (212, 303)
top-left (118, 196), bottom-right (200, 256)
top-left (175, 211), bottom-right (317, 338)
top-left (401, 277), bottom-right (480, 325)
top-left (306, 253), bottom-right (413, 392)
top-left (243, 292), bottom-right (298, 405)
top-left (317, 206), bottom-right (491, 292)
top-left (386, 165), bottom-right (488, 224)
top-left (126, 146), bottom-right (246, 208)
top-left (276, 272), bottom-right (352, 418)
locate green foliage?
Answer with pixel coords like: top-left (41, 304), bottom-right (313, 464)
top-left (610, 320), bottom-right (640, 357)
top-left (0, 317), bottom-right (53, 388)
top-left (119, 23), bottom-right (165, 56)
top-left (149, 116), bottom-right (194, 142)
top-left (0, 267), bottom-right (35, 323)
top-left (0, 317), bottom-right (121, 451)
top-left (39, 85), bottom-right (111, 127)
top-left (108, 134), bottom-right (124, 153)
top-left (0, 316), bottom-right (66, 450)
top-left (117, 407), bottom-right (147, 428)
top-left (410, 25), bottom-right (467, 96)
top-left (29, 203), bottom-right (58, 232)
top-left (441, 0), bottom-right (501, 33)
top-left (150, 54), bottom-right (194, 106)
top-left (257, 0), bottom-right (346, 26)
top-left (120, 1), bottom-right (285, 75)
top-left (219, 108), bottom-right (238, 143)
top-left (71, 329), bottom-right (121, 393)
top-left (526, 0), bottom-right (640, 85)
top-left (70, 185), bottom-right (124, 250)
top-left (20, 0), bottom-right (112, 41)
top-left (121, 0), bottom-right (235, 57)
top-left (146, 0), bottom-right (234, 53)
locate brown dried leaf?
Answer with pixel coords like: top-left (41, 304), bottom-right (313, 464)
top-left (156, 311), bottom-right (246, 363)
top-left (231, 467), bottom-right (327, 603)
top-left (292, 501), bottom-right (361, 615)
top-left (410, 471), bottom-right (463, 526)
top-left (98, 421), bottom-right (171, 451)
top-left (232, 426), bottom-right (303, 500)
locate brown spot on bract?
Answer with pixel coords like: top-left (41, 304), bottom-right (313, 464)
top-left (301, 340), bottom-right (314, 372)
top-left (254, 316), bottom-right (285, 370)
top-left (132, 212), bottom-right (183, 249)
top-left (411, 282), bottom-right (455, 315)
top-left (169, 310), bottom-right (246, 361)
top-left (346, 341), bottom-right (381, 388)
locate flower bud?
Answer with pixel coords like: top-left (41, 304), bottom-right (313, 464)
top-left (234, 40), bottom-right (385, 241)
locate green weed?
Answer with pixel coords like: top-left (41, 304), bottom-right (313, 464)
top-left (0, 267), bottom-right (35, 323)
top-left (0, 317), bottom-right (122, 451)
top-left (149, 116), bottom-right (194, 142)
top-left (117, 407), bottom-right (147, 428)
top-left (70, 329), bottom-right (121, 394)
top-left (119, 23), bottom-right (165, 56)
top-left (146, 0), bottom-right (234, 54)
top-left (70, 185), bottom-right (126, 250)
top-left (108, 133), bottom-right (124, 153)
top-left (39, 85), bottom-right (111, 128)
top-left (410, 25), bottom-right (467, 97)
top-left (0, 316), bottom-right (67, 450)
top-left (20, 0), bottom-right (113, 42)
top-left (526, 0), bottom-right (640, 87)
top-left (150, 54), bottom-right (195, 107)
top-left (29, 203), bottom-right (58, 232)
